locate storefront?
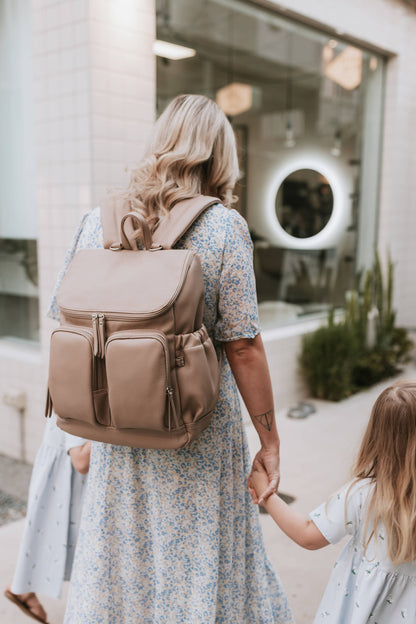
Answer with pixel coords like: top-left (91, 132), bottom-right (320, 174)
top-left (155, 0), bottom-right (385, 329)
top-left (0, 0), bottom-right (415, 461)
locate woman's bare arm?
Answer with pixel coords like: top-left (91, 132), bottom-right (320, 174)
top-left (225, 334), bottom-right (280, 501)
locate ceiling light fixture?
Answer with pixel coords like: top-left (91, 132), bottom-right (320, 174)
top-left (153, 40), bottom-right (196, 60)
top-left (216, 83), bottom-right (253, 117)
top-left (324, 46), bottom-right (363, 90)
top-left (369, 57), bottom-right (378, 71)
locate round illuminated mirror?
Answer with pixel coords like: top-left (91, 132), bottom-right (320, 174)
top-left (275, 169), bottom-right (334, 239)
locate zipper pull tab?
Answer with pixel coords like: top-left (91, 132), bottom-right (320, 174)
top-left (92, 314), bottom-right (99, 356)
top-left (166, 386), bottom-right (177, 431)
top-left (45, 387), bottom-right (53, 418)
top-left (98, 314), bottom-right (106, 358)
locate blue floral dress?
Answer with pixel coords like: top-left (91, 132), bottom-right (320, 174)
top-left (50, 203), bottom-right (293, 624)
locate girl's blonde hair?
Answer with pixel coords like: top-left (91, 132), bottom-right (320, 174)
top-left (351, 379), bottom-right (416, 564)
top-left (119, 94), bottom-right (239, 223)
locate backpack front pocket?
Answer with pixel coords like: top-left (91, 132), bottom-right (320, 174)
top-left (49, 327), bottom-right (97, 425)
top-left (105, 331), bottom-right (176, 431)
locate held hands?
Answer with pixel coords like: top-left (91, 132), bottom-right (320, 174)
top-left (247, 446), bottom-right (280, 504)
top-left (248, 465), bottom-right (270, 506)
top-left (68, 441), bottom-right (91, 474)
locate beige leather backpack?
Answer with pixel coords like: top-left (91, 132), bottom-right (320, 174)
top-left (45, 195), bottom-right (221, 449)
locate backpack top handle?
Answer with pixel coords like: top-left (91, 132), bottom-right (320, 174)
top-left (119, 212), bottom-right (153, 251)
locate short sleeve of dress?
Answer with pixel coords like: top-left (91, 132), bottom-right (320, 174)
top-left (46, 212), bottom-right (91, 322)
top-left (309, 481), bottom-right (366, 545)
top-left (214, 209), bottom-right (260, 342)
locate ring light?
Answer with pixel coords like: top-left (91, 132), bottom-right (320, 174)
top-left (265, 157), bottom-right (349, 250)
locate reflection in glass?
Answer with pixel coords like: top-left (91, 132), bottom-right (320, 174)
top-left (0, 239), bottom-right (39, 342)
top-left (275, 169), bottom-right (333, 238)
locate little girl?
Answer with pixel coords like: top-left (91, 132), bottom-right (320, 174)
top-left (4, 419), bottom-right (90, 623)
top-left (250, 379), bottom-right (416, 623)
top-left (4, 211), bottom-right (94, 623)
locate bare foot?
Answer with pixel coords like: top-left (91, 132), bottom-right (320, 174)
top-left (5, 585), bottom-right (48, 622)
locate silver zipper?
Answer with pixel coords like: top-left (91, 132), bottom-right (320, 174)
top-left (98, 313), bottom-right (106, 358)
top-left (166, 385), bottom-right (177, 431)
top-left (92, 314), bottom-right (99, 356)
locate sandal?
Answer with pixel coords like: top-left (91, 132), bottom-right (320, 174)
top-left (4, 589), bottom-right (50, 623)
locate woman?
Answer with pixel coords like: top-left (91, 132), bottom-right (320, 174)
top-left (57, 94), bottom-right (293, 623)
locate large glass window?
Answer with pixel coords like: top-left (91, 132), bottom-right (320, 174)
top-left (156, 0), bottom-right (385, 328)
top-left (0, 0), bottom-right (38, 342)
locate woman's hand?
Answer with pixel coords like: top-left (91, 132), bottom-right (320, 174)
top-left (248, 446), bottom-right (280, 504)
top-left (68, 441), bottom-right (91, 474)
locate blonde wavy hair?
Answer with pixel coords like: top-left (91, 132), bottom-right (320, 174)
top-left (350, 379), bottom-right (416, 565)
top-left (119, 94), bottom-right (239, 225)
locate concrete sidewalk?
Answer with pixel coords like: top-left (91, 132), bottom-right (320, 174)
top-left (1, 365), bottom-right (415, 623)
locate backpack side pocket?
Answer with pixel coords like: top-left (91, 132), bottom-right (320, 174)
top-left (175, 325), bottom-right (219, 425)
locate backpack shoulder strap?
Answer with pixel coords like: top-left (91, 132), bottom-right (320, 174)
top-left (100, 195), bottom-right (131, 249)
top-left (152, 195), bottom-right (220, 249)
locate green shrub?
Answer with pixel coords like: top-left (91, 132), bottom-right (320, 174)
top-left (300, 253), bottom-right (413, 401)
top-left (300, 316), bottom-right (359, 401)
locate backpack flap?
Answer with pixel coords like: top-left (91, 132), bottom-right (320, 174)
top-left (56, 248), bottom-right (196, 317)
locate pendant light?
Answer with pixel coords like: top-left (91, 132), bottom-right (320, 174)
top-left (216, 11), bottom-right (253, 117)
top-left (324, 46), bottom-right (362, 91)
top-left (216, 83), bottom-right (253, 117)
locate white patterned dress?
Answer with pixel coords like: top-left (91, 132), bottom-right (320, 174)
top-left (50, 203), bottom-right (294, 624)
top-left (310, 479), bottom-right (416, 623)
top-left (10, 417), bottom-right (88, 599)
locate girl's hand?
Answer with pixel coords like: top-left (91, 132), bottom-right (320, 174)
top-left (68, 441), bottom-right (91, 474)
top-left (248, 468), bottom-right (269, 507)
top-left (248, 446), bottom-right (280, 504)
top-left (251, 466), bottom-right (269, 497)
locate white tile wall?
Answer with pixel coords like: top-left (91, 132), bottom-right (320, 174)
top-left (0, 0), bottom-right (156, 462)
top-left (89, 1), bottom-right (155, 203)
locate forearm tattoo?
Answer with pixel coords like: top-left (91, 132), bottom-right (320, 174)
top-left (253, 409), bottom-right (273, 431)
